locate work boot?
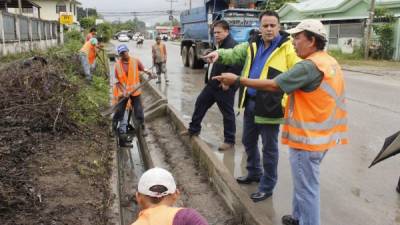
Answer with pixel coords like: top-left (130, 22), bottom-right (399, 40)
top-left (119, 134), bottom-right (133, 147)
top-left (218, 142), bottom-right (234, 151)
top-left (281, 215), bottom-right (299, 225)
top-left (179, 130), bottom-right (199, 137)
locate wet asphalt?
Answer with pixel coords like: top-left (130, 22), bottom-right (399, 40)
top-left (111, 39), bottom-right (400, 225)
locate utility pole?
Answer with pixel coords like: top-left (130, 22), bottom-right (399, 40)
top-left (364, 0), bottom-right (376, 59)
top-left (18, 0), bottom-right (22, 14)
top-left (189, 0), bottom-right (192, 10)
top-left (166, 0), bottom-right (177, 36)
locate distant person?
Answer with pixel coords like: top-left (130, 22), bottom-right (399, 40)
top-left (132, 167), bottom-right (209, 225)
top-left (180, 20), bottom-right (242, 151)
top-left (212, 19), bottom-right (348, 225)
top-left (112, 44), bottom-right (153, 145)
top-left (86, 27), bottom-right (96, 42)
top-left (152, 36), bottom-right (168, 84)
top-left (79, 37), bottom-right (98, 82)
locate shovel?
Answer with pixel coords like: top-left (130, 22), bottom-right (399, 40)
top-left (101, 77), bottom-right (154, 117)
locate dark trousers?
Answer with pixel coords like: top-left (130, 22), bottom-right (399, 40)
top-left (113, 95), bottom-right (144, 132)
top-left (189, 85), bottom-right (236, 144)
top-left (242, 99), bottom-right (280, 194)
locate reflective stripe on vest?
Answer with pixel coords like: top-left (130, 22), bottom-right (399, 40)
top-left (282, 51), bottom-right (348, 151)
top-left (132, 205), bottom-right (182, 225)
top-left (238, 42), bottom-right (257, 111)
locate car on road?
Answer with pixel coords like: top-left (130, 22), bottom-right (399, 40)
top-left (118, 34), bottom-right (130, 42)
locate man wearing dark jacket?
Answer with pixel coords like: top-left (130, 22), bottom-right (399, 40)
top-left (181, 20), bottom-right (242, 151)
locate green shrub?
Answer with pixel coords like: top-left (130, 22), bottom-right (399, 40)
top-left (328, 47), bottom-right (363, 61)
top-left (371, 23), bottom-right (394, 60)
top-left (80, 17), bottom-right (96, 30)
top-left (96, 23), bottom-right (113, 43)
top-left (65, 30), bottom-right (84, 43)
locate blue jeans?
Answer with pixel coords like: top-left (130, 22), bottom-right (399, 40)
top-left (289, 148), bottom-right (327, 225)
top-left (242, 99), bottom-right (280, 194)
top-left (79, 52), bottom-right (92, 80)
top-left (114, 95), bottom-right (144, 133)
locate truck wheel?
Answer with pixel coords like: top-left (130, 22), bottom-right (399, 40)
top-left (181, 46), bottom-right (189, 67)
top-left (189, 47), bottom-right (204, 69)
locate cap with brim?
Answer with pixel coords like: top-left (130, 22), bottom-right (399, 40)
top-left (90, 38), bottom-right (98, 45)
top-left (286, 19), bottom-right (327, 40)
top-left (138, 167), bottom-right (177, 198)
top-left (117, 44), bottom-right (129, 55)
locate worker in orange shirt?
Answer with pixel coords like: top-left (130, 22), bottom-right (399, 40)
top-left (79, 37), bottom-right (98, 82)
top-left (113, 44), bottom-right (153, 145)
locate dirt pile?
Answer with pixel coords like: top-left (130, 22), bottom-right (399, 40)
top-left (0, 56), bottom-right (114, 225)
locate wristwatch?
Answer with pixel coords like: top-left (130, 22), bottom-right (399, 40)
top-left (235, 76), bottom-right (241, 86)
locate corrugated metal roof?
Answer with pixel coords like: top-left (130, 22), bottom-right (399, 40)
top-left (287, 0), bottom-right (347, 12)
top-left (286, 0), bottom-right (400, 12)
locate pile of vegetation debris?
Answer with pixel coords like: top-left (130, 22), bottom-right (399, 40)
top-left (0, 41), bottom-right (115, 225)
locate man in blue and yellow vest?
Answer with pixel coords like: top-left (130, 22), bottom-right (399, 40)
top-left (213, 19), bottom-right (348, 225)
top-left (204, 10), bottom-right (300, 202)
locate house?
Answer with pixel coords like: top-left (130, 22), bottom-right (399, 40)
top-left (277, 0), bottom-right (400, 60)
top-left (5, 0), bottom-right (80, 23)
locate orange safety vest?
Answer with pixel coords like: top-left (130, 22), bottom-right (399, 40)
top-left (281, 51), bottom-right (348, 151)
top-left (132, 205), bottom-right (182, 225)
top-left (112, 57), bottom-right (141, 107)
top-left (80, 41), bottom-right (96, 65)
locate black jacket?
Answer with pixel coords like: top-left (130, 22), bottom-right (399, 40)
top-left (205, 34), bottom-right (243, 89)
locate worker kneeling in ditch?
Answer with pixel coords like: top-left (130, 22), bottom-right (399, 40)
top-left (112, 44), bottom-right (153, 146)
top-left (132, 167), bottom-right (209, 225)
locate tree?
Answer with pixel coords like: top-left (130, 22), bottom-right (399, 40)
top-left (261, 0), bottom-right (297, 11)
top-left (77, 7), bottom-right (98, 21)
top-left (80, 16), bottom-right (96, 30)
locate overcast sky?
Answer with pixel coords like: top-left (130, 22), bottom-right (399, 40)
top-left (78, 0), bottom-right (205, 25)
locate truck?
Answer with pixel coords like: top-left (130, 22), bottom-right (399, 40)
top-left (180, 0), bottom-right (265, 69)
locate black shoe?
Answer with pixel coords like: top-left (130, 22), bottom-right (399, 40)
top-left (236, 175), bottom-right (260, 184)
top-left (397, 184), bottom-right (400, 194)
top-left (282, 215), bottom-right (299, 225)
top-left (250, 191), bottom-right (272, 202)
top-left (156, 81), bottom-right (161, 84)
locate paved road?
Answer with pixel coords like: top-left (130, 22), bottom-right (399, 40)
top-left (112, 39), bottom-right (400, 225)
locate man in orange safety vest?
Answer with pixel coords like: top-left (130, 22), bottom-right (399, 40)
top-left (211, 19), bottom-right (348, 225)
top-left (79, 37), bottom-right (98, 82)
top-left (113, 44), bottom-right (153, 146)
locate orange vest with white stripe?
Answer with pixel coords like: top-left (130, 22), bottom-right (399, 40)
top-left (281, 51), bottom-right (348, 151)
top-left (112, 57), bottom-right (141, 106)
top-left (131, 205), bottom-right (182, 225)
top-left (79, 41), bottom-right (96, 65)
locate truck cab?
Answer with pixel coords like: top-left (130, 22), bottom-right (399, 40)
top-left (180, 0), bottom-right (263, 69)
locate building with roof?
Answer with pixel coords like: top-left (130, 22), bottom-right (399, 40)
top-left (278, 0), bottom-right (400, 60)
top-left (4, 0), bottom-right (80, 24)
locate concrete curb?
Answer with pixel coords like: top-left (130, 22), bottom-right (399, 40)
top-left (141, 83), bottom-right (272, 225)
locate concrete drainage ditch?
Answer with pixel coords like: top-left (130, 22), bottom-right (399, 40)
top-left (108, 56), bottom-right (272, 225)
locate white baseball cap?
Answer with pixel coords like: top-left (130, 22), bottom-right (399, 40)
top-left (286, 19), bottom-right (327, 40)
top-left (137, 167), bottom-right (177, 197)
